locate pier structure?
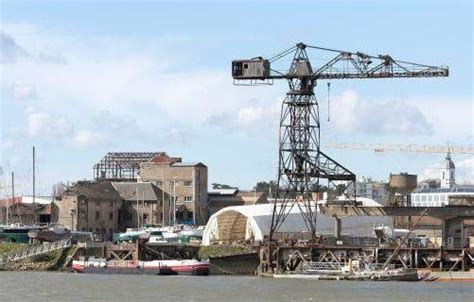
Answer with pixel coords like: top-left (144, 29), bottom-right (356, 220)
top-left (258, 205), bottom-right (474, 273)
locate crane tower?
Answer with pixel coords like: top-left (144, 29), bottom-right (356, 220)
top-left (232, 43), bottom-right (448, 270)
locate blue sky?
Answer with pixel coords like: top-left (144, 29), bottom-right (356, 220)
top-left (0, 0), bottom-right (473, 195)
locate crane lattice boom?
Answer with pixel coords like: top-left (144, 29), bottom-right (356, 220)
top-left (232, 42), bottom-right (448, 82)
top-left (325, 143), bottom-right (474, 155)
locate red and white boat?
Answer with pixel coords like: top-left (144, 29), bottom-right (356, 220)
top-left (72, 258), bottom-right (210, 275)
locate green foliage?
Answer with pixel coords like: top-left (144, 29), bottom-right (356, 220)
top-left (0, 242), bottom-right (24, 257)
top-left (199, 245), bottom-right (253, 258)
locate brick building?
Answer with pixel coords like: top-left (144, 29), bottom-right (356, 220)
top-left (207, 189), bottom-right (268, 216)
top-left (139, 155), bottom-right (208, 225)
top-left (57, 181), bottom-right (123, 240)
top-left (112, 182), bottom-right (166, 228)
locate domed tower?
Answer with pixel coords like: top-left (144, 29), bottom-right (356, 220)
top-left (440, 152), bottom-right (455, 189)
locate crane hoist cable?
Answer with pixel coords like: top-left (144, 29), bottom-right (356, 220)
top-left (327, 82), bottom-right (331, 122)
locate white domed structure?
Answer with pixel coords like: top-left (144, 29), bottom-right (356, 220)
top-left (441, 152), bottom-right (455, 189)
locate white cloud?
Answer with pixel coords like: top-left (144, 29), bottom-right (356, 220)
top-left (0, 31), bottom-right (28, 63)
top-left (456, 156), bottom-right (474, 184)
top-left (420, 156), bottom-right (474, 184)
top-left (25, 108), bottom-right (107, 147)
top-left (26, 108), bottom-right (73, 137)
top-left (331, 90), bottom-right (433, 135)
top-left (11, 83), bottom-right (37, 100)
top-left (72, 130), bottom-right (106, 147)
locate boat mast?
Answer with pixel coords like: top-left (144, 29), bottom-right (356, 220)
top-left (33, 146), bottom-right (36, 225)
top-left (9, 171), bottom-right (15, 225)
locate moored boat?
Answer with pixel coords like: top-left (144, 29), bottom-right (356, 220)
top-left (72, 258), bottom-right (210, 275)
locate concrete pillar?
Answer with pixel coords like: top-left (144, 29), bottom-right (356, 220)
top-left (415, 249), bottom-right (418, 268)
top-left (334, 217), bottom-right (342, 240)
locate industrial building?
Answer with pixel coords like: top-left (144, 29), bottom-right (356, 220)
top-left (207, 189), bottom-right (268, 216)
top-left (57, 181), bottom-right (124, 240)
top-left (112, 182), bottom-right (167, 228)
top-left (139, 156), bottom-right (208, 225)
top-left (0, 196), bottom-right (58, 225)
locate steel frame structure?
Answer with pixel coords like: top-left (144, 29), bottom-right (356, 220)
top-left (93, 152), bottom-right (166, 181)
top-left (233, 42), bottom-right (448, 272)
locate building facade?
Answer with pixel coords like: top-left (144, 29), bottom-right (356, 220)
top-left (139, 157), bottom-right (208, 226)
top-left (57, 181), bottom-right (123, 240)
top-left (112, 182), bottom-right (166, 229)
top-left (411, 186), bottom-right (474, 207)
top-left (208, 189), bottom-right (268, 216)
top-left (355, 176), bottom-right (389, 205)
top-left (440, 152), bottom-right (455, 189)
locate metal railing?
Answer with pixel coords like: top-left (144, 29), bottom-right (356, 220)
top-left (0, 239), bottom-right (71, 263)
top-left (304, 261), bottom-right (342, 272)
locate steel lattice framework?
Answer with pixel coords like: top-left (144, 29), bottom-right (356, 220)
top-left (93, 152), bottom-right (166, 181)
top-left (232, 42), bottom-right (449, 264)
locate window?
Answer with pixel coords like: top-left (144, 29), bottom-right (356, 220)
top-left (421, 195), bottom-right (426, 202)
top-left (109, 201), bottom-right (114, 207)
top-left (434, 195), bottom-right (439, 202)
top-left (184, 196), bottom-right (193, 202)
top-left (95, 211), bottom-right (100, 221)
top-left (184, 180), bottom-right (193, 187)
top-left (428, 195), bottom-right (433, 202)
top-left (156, 180), bottom-right (164, 187)
top-left (109, 212), bottom-right (113, 221)
top-left (95, 200), bottom-right (99, 207)
top-left (414, 195), bottom-right (420, 202)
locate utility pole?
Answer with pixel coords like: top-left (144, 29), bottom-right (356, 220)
top-left (162, 174), bottom-right (165, 226)
top-left (9, 172), bottom-right (15, 225)
top-left (172, 177), bottom-right (177, 226)
top-left (136, 187), bottom-right (139, 228)
top-left (32, 146), bottom-right (36, 225)
top-left (192, 169), bottom-right (196, 226)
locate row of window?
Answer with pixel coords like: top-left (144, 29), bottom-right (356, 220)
top-left (155, 180), bottom-right (193, 187)
top-left (171, 196), bottom-right (193, 202)
top-left (412, 194), bottom-right (447, 203)
top-left (412, 201), bottom-right (447, 207)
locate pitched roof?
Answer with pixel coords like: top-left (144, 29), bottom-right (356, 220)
top-left (171, 162), bottom-right (207, 167)
top-left (112, 182), bottom-right (163, 202)
top-left (63, 181), bottom-right (122, 200)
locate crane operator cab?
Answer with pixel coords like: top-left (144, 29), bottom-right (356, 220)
top-left (232, 57), bottom-right (270, 79)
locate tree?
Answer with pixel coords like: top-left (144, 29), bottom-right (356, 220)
top-left (212, 183), bottom-right (238, 190)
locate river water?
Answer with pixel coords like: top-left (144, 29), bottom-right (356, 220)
top-left (0, 272), bottom-right (472, 302)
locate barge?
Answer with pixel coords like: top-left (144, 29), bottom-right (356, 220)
top-left (72, 258), bottom-right (209, 275)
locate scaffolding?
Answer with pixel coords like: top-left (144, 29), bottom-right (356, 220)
top-left (93, 152), bottom-right (166, 181)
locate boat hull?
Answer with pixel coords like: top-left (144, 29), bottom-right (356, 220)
top-left (72, 260), bottom-right (210, 276)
